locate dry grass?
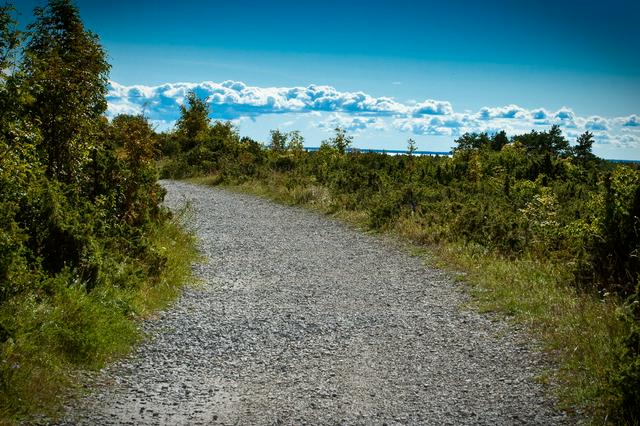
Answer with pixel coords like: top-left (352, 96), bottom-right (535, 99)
top-left (195, 173), bottom-right (626, 423)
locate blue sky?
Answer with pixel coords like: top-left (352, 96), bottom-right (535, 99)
top-left (15, 0), bottom-right (640, 159)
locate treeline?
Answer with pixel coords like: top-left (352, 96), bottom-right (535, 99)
top-left (162, 93), bottom-right (638, 298)
top-left (0, 1), bottom-right (195, 419)
top-left (161, 92), bottom-right (640, 422)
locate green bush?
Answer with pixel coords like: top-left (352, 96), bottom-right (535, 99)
top-left (612, 286), bottom-right (640, 423)
top-left (0, 2), bottom-right (197, 420)
top-left (160, 120), bottom-right (640, 422)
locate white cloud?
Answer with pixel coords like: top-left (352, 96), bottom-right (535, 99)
top-left (107, 80), bottom-right (409, 121)
top-left (552, 107), bottom-right (577, 128)
top-left (316, 113), bottom-right (387, 133)
top-left (584, 116), bottom-right (609, 132)
top-left (411, 99), bottom-right (453, 116)
top-left (610, 133), bottom-right (640, 147)
top-left (392, 115), bottom-right (470, 136)
top-left (106, 80), bottom-right (640, 150)
top-left (476, 104), bottom-right (529, 120)
top-left (617, 114), bottom-right (640, 127)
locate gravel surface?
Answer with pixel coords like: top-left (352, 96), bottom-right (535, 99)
top-left (56, 180), bottom-right (569, 425)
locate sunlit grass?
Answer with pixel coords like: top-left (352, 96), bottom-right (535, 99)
top-left (434, 242), bottom-right (624, 419)
top-left (0, 216), bottom-right (198, 424)
top-left (194, 173), bottom-right (626, 423)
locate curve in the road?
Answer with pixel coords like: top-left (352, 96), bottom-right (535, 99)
top-left (59, 180), bottom-right (567, 425)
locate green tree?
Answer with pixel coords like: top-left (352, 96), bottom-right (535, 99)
top-left (491, 130), bottom-right (509, 151)
top-left (0, 4), bottom-right (25, 128)
top-left (453, 132), bottom-right (490, 151)
top-left (21, 0), bottom-right (110, 182)
top-left (326, 127), bottom-right (352, 154)
top-left (287, 130), bottom-right (304, 152)
top-left (0, 3), bottom-right (16, 132)
top-left (110, 114), bottom-right (161, 224)
top-left (0, 4), bottom-right (20, 81)
top-left (407, 138), bottom-right (417, 155)
top-left (548, 124), bottom-right (570, 156)
top-left (269, 129), bottom-right (287, 152)
top-left (0, 4), bottom-right (43, 296)
top-left (573, 131), bottom-right (596, 163)
top-left (111, 114), bottom-right (157, 171)
top-left (518, 125), bottom-right (569, 157)
top-left (176, 90), bottom-right (210, 148)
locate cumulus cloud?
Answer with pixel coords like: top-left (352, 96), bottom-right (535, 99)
top-left (584, 116), bottom-right (609, 132)
top-left (552, 107), bottom-right (577, 128)
top-left (620, 114), bottom-right (640, 127)
top-left (531, 108), bottom-right (549, 120)
top-left (392, 114), bottom-right (474, 136)
top-left (106, 80), bottom-right (640, 149)
top-left (316, 113), bottom-right (386, 133)
top-left (393, 121), bottom-right (453, 136)
top-left (608, 133), bottom-right (640, 147)
top-left (411, 100), bottom-right (453, 116)
top-left (107, 80), bottom-right (408, 121)
top-left (477, 104), bottom-right (529, 121)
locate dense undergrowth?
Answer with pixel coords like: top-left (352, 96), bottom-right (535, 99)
top-left (161, 93), bottom-right (640, 423)
top-left (0, 2), bottom-right (196, 422)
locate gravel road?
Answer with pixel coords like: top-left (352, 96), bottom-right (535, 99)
top-left (57, 180), bottom-right (569, 425)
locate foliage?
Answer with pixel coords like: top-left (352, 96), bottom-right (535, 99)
top-left (175, 90), bottom-right (210, 149)
top-left (0, 2), bottom-right (196, 421)
top-left (269, 129), bottom-right (287, 152)
top-left (21, 0), bottom-right (110, 183)
top-left (613, 286), bottom-right (640, 423)
top-left (0, 4), bottom-right (20, 78)
top-left (322, 126), bottom-right (352, 154)
top-left (407, 138), bottom-right (417, 155)
top-left (160, 113), bottom-right (640, 422)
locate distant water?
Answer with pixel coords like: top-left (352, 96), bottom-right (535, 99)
top-left (303, 147), bottom-right (638, 163)
top-left (607, 158), bottom-right (640, 164)
top-left (304, 147), bottom-right (452, 156)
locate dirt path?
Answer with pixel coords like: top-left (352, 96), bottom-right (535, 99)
top-left (58, 180), bottom-right (567, 425)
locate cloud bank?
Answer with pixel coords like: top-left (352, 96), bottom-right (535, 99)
top-left (107, 80), bottom-right (640, 148)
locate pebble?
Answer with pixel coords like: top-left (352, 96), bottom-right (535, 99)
top-left (53, 180), bottom-right (571, 425)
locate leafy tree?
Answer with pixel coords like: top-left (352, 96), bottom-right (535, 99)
top-left (574, 131), bottom-right (596, 163)
top-left (0, 4), bottom-right (25, 128)
top-left (110, 114), bottom-right (161, 224)
top-left (517, 125), bottom-right (569, 157)
top-left (21, 0), bottom-right (110, 182)
top-left (0, 4), bottom-right (42, 297)
top-left (111, 114), bottom-right (157, 171)
top-left (453, 132), bottom-right (490, 151)
top-left (0, 4), bottom-right (20, 81)
top-left (287, 130), bottom-right (304, 152)
top-left (325, 127), bottom-right (352, 154)
top-left (269, 129), bottom-right (287, 152)
top-left (548, 124), bottom-right (570, 156)
top-left (176, 90), bottom-right (210, 147)
top-left (407, 138), bottom-right (417, 155)
top-left (491, 130), bottom-right (509, 151)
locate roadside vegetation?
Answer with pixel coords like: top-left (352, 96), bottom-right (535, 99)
top-left (2, 0), bottom-right (638, 423)
top-left (0, 1), bottom-right (196, 422)
top-left (161, 92), bottom-right (640, 423)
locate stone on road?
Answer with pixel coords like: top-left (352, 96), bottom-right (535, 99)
top-left (59, 180), bottom-right (567, 425)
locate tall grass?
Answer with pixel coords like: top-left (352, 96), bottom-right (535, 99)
top-left (0, 217), bottom-right (197, 423)
top-left (198, 173), bottom-right (628, 423)
top-left (435, 242), bottom-right (624, 418)
top-left (163, 109), bottom-right (638, 422)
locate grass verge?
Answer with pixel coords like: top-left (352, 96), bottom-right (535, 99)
top-left (0, 213), bottom-right (198, 424)
top-left (196, 173), bottom-right (625, 423)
